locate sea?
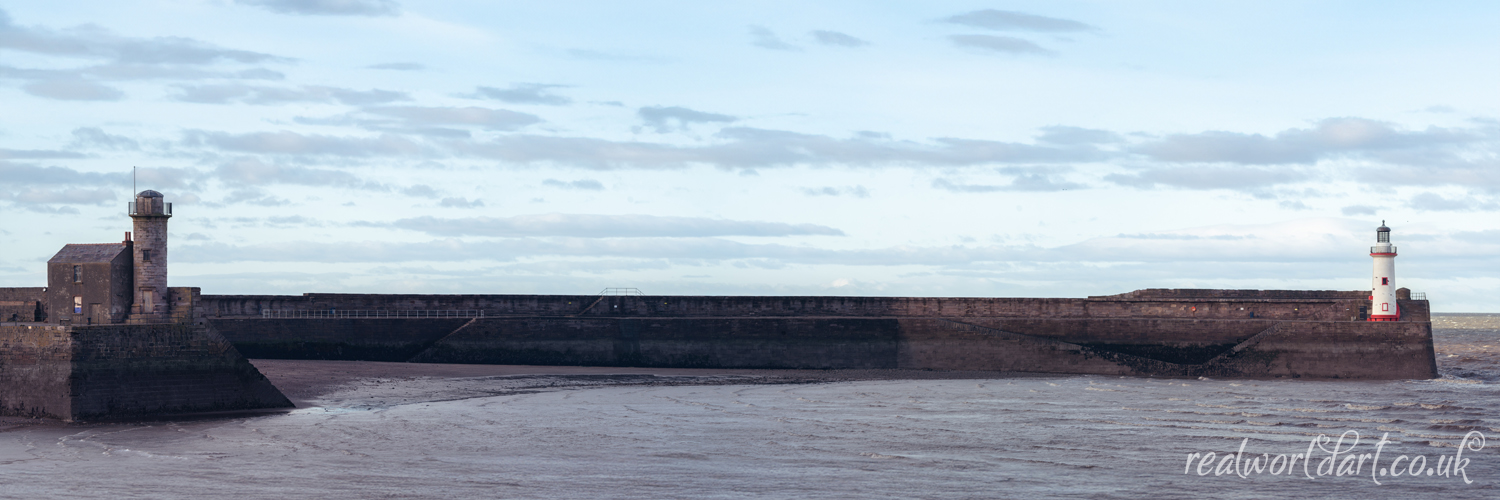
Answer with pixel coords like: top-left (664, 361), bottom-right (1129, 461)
top-left (1, 314), bottom-right (1497, 499)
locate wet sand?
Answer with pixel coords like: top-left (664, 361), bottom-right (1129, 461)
top-left (250, 358), bottom-right (1048, 409)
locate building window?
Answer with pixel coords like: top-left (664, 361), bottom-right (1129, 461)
top-left (1382, 303), bottom-right (1389, 311)
top-left (1381, 277), bottom-right (1389, 285)
top-left (143, 249), bottom-right (152, 262)
top-left (74, 296), bottom-right (82, 314)
top-left (73, 265), bottom-right (81, 283)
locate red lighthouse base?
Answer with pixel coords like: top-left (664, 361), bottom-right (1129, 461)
top-left (1368, 314), bottom-right (1399, 322)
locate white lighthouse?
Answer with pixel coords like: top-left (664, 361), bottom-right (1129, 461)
top-left (1369, 221), bottom-right (1399, 321)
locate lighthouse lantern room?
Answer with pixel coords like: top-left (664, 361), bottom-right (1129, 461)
top-left (1369, 221), bottom-right (1399, 321)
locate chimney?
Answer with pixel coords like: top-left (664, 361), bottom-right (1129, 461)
top-left (125, 231), bottom-right (132, 243)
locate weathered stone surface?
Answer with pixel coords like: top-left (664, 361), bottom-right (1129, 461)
top-left (201, 291), bottom-right (1376, 321)
top-left (130, 204), bottom-right (169, 321)
top-left (0, 312), bottom-right (292, 421)
top-left (46, 244), bottom-right (133, 325)
top-left (0, 287), bottom-right (45, 323)
top-left (203, 291), bottom-right (1438, 380)
top-left (0, 325), bottom-right (73, 418)
top-left (408, 317), bottom-right (901, 369)
top-left (220, 318), bottom-right (469, 361)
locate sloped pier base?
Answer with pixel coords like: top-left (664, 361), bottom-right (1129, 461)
top-left (0, 323), bottom-right (291, 421)
top-left (895, 318), bottom-right (1437, 379)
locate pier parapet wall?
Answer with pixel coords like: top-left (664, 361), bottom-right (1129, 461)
top-left (201, 289), bottom-right (1388, 322)
top-left (202, 289), bottom-right (1437, 380)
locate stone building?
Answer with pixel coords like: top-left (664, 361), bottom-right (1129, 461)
top-left (45, 240), bottom-right (133, 325)
top-left (33, 189), bottom-right (173, 325)
top-left (2, 189), bottom-right (293, 421)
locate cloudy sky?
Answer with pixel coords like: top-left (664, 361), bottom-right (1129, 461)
top-left (2, 1), bottom-right (1498, 311)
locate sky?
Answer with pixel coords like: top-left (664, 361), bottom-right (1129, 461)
top-left (2, 1), bottom-right (1498, 311)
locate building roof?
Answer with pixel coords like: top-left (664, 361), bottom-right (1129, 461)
top-left (48, 243), bottom-right (128, 264)
top-left (137, 189), bottom-right (163, 198)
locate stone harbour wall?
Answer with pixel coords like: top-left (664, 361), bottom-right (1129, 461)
top-left (0, 316), bottom-right (292, 421)
top-left (66, 323), bottom-right (291, 420)
top-left (217, 318), bottom-right (470, 361)
top-left (408, 317), bottom-right (902, 369)
top-left (197, 290), bottom-right (1436, 381)
top-left (201, 290), bottom-right (1377, 322)
top-left (0, 325), bottom-right (74, 418)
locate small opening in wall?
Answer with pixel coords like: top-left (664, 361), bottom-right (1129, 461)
top-left (1381, 277), bottom-right (1389, 285)
top-left (143, 249), bottom-right (152, 262)
top-left (73, 296), bottom-right (82, 314)
top-left (73, 265), bottom-right (81, 283)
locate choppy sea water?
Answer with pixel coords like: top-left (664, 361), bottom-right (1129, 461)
top-left (1, 314), bottom-right (1497, 499)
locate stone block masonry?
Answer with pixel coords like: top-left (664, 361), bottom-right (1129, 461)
top-left (130, 196), bottom-right (169, 322)
top-left (67, 322), bottom-right (290, 419)
top-left (0, 287), bottom-right (45, 323)
top-left (205, 289), bottom-right (1438, 380)
top-left (201, 289), bottom-right (1381, 322)
top-left (0, 287), bottom-right (291, 421)
top-left (0, 325), bottom-right (73, 418)
top-left (407, 317), bottom-right (901, 369)
top-left (218, 318), bottom-right (470, 361)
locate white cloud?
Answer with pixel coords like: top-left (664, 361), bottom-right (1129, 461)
top-left (748, 26), bottom-right (799, 51)
top-left (172, 84), bottom-right (409, 105)
top-left (541, 179), bottom-right (604, 190)
top-left (0, 8), bottom-right (286, 65)
top-left (235, 0), bottom-right (400, 17)
top-left (382, 214), bottom-right (847, 238)
top-left (637, 106), bottom-right (736, 133)
top-left (941, 10), bottom-right (1099, 33)
top-left (947, 35), bottom-right (1055, 56)
top-left (809, 30), bottom-right (869, 47)
top-left (470, 84), bottom-right (572, 105)
top-left (22, 79), bottom-right (123, 100)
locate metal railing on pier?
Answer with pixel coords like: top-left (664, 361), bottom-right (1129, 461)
top-left (1410, 292), bottom-right (1427, 301)
top-left (260, 309), bottom-right (485, 319)
top-left (598, 287), bottom-right (644, 296)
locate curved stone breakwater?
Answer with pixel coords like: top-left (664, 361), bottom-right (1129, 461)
top-left (204, 289), bottom-right (1438, 380)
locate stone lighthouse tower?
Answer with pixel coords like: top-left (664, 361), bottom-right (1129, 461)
top-left (1369, 221), bottom-right (1399, 321)
top-left (129, 189), bottom-right (171, 322)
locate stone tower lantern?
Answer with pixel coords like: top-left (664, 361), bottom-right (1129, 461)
top-left (129, 190), bottom-right (171, 320)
